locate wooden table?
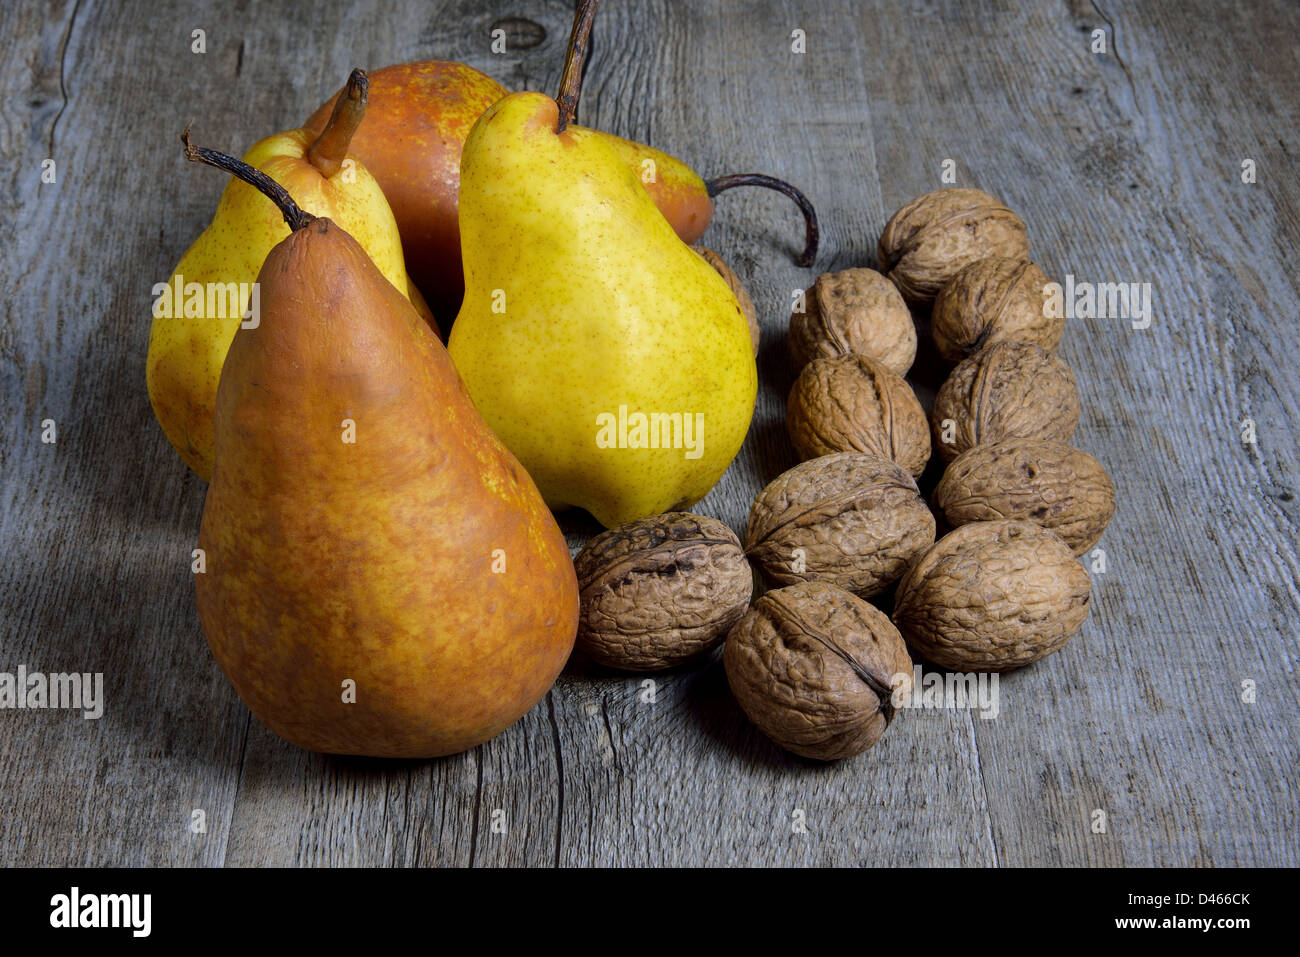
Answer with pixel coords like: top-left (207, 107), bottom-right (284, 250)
top-left (2, 0), bottom-right (1296, 867)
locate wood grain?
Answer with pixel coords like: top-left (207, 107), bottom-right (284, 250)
top-left (0, 0), bottom-right (1296, 867)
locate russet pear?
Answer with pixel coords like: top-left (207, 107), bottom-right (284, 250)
top-left (186, 141), bottom-right (577, 757)
top-left (303, 61), bottom-right (505, 320)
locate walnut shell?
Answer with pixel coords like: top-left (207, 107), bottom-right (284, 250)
top-left (931, 340), bottom-right (1080, 463)
top-left (788, 268), bottom-right (916, 375)
top-left (575, 512), bottom-right (752, 671)
top-left (787, 353), bottom-right (931, 477)
top-left (893, 520), bottom-right (1091, 671)
top-left (724, 581), bottom-right (912, 760)
top-left (695, 245), bottom-right (760, 355)
top-left (746, 452), bottom-right (934, 596)
top-left (934, 440), bottom-right (1115, 555)
top-left (932, 257), bottom-right (1063, 363)
top-left (877, 188), bottom-right (1030, 304)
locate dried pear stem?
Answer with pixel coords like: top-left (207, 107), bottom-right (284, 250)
top-left (555, 0), bottom-right (600, 133)
top-left (181, 126), bottom-right (316, 232)
top-left (306, 68), bottom-right (369, 177)
top-left (706, 173), bottom-right (820, 267)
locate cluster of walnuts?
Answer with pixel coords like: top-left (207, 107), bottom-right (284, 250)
top-left (573, 189), bottom-right (1114, 762)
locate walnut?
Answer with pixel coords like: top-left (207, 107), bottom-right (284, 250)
top-left (893, 520), bottom-right (1091, 671)
top-left (695, 245), bottom-right (760, 355)
top-left (574, 512), bottom-right (752, 671)
top-left (788, 267), bottom-right (916, 375)
top-left (746, 452), bottom-right (934, 596)
top-left (787, 353), bottom-right (931, 477)
top-left (724, 581), bottom-right (912, 760)
top-left (931, 340), bottom-right (1079, 463)
top-left (931, 257), bottom-right (1063, 363)
top-left (877, 188), bottom-right (1029, 304)
top-left (934, 439), bottom-right (1115, 555)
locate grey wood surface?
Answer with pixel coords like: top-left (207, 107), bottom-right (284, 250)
top-left (1, 0), bottom-right (1297, 867)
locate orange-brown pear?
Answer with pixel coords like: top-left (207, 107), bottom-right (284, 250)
top-left (188, 139), bottom-right (577, 757)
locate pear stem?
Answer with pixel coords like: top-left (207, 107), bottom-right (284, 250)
top-left (306, 68), bottom-right (369, 177)
top-left (181, 126), bottom-right (317, 232)
top-left (706, 173), bottom-right (820, 267)
top-left (555, 0), bottom-right (601, 133)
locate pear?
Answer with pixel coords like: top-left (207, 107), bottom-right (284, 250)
top-left (147, 70), bottom-right (435, 480)
top-left (304, 59), bottom-right (817, 321)
top-left (303, 60), bottom-right (506, 320)
top-left (184, 136), bottom-right (578, 758)
top-left (446, 9), bottom-right (757, 528)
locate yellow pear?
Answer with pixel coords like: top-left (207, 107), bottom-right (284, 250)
top-left (448, 90), bottom-right (757, 528)
top-left (146, 70), bottom-right (433, 479)
top-left (446, 4), bottom-right (756, 528)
